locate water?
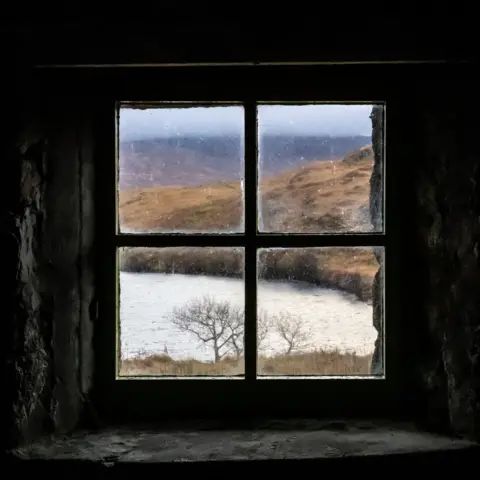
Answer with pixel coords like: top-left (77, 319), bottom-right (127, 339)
top-left (119, 272), bottom-right (377, 361)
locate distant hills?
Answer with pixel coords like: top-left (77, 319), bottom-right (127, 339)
top-left (118, 135), bottom-right (371, 188)
top-left (118, 144), bottom-right (375, 234)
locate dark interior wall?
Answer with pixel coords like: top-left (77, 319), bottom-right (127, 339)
top-left (3, 21), bottom-right (480, 447)
top-left (5, 69), bottom-right (480, 446)
top-left (3, 99), bottom-right (96, 447)
top-left (414, 85), bottom-right (480, 439)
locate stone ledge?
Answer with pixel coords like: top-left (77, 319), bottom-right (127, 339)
top-left (6, 420), bottom-right (480, 470)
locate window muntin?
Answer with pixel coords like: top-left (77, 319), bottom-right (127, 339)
top-left (116, 101), bottom-right (385, 380)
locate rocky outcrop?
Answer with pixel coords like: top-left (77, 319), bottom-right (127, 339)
top-left (369, 106), bottom-right (384, 375)
top-left (343, 144), bottom-right (374, 164)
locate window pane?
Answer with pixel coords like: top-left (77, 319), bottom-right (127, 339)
top-left (118, 247), bottom-right (245, 376)
top-left (257, 104), bottom-right (384, 233)
top-left (256, 247), bottom-right (384, 376)
top-left (118, 105), bottom-right (245, 233)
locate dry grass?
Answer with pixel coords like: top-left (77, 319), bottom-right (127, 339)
top-left (119, 154), bottom-right (374, 234)
top-left (259, 156), bottom-right (374, 233)
top-left (119, 182), bottom-right (243, 232)
top-left (119, 350), bottom-right (373, 377)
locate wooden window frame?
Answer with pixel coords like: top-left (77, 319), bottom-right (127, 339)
top-left (88, 64), bottom-right (409, 423)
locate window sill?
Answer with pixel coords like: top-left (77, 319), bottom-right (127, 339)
top-left (7, 420), bottom-right (479, 470)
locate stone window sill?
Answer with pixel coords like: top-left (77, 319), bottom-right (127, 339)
top-left (7, 420), bottom-right (479, 471)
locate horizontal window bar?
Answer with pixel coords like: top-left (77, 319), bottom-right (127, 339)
top-left (35, 60), bottom-right (457, 69)
top-left (257, 100), bottom-right (386, 106)
top-left (114, 233), bottom-right (387, 248)
top-left (119, 101), bottom-right (244, 109)
top-left (119, 100), bottom-right (386, 107)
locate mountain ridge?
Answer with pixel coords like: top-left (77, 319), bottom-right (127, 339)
top-left (119, 134), bottom-right (371, 188)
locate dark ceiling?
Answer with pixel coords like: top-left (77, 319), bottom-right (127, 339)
top-left (3, 19), bottom-right (477, 68)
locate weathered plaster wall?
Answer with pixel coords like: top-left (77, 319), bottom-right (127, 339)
top-left (415, 93), bottom-right (480, 441)
top-left (4, 101), bottom-right (96, 448)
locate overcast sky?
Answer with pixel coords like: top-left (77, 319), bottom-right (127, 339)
top-left (119, 104), bottom-right (374, 141)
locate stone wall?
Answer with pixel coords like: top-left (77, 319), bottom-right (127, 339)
top-left (3, 100), bottom-right (96, 448)
top-left (369, 105), bottom-right (384, 375)
top-left (365, 93), bottom-right (480, 441)
top-left (415, 94), bottom-right (480, 441)
top-left (4, 69), bottom-right (480, 448)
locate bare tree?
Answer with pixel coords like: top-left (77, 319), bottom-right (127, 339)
top-left (170, 296), bottom-right (275, 361)
top-left (170, 295), bottom-right (237, 362)
top-left (227, 308), bottom-right (273, 357)
top-left (257, 309), bottom-right (273, 352)
top-left (225, 306), bottom-right (244, 359)
top-left (274, 312), bottom-right (311, 355)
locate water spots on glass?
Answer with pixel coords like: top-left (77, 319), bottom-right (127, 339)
top-left (118, 105), bottom-right (245, 234)
top-left (117, 246), bottom-right (383, 377)
top-left (257, 104), bottom-right (383, 234)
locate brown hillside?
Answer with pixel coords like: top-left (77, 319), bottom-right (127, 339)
top-left (119, 156), bottom-right (374, 234)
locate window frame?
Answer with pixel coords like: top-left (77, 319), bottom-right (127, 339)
top-left (91, 64), bottom-right (408, 422)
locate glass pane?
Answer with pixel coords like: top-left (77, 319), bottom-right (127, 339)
top-left (118, 105), bottom-right (244, 233)
top-left (258, 104), bottom-right (384, 233)
top-left (257, 247), bottom-right (384, 376)
top-left (118, 247), bottom-right (245, 376)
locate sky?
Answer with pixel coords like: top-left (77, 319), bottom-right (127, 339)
top-left (119, 104), bottom-right (375, 141)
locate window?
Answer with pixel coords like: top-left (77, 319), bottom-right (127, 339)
top-left (116, 101), bottom-right (385, 380)
top-left (95, 65), bottom-right (402, 420)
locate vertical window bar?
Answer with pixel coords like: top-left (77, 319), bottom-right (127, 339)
top-left (115, 104), bottom-right (120, 236)
top-left (114, 103), bottom-right (121, 375)
top-left (96, 99), bottom-right (118, 385)
top-left (244, 100), bottom-right (258, 381)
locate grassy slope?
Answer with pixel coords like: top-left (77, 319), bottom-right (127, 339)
top-left (119, 156), bottom-right (374, 233)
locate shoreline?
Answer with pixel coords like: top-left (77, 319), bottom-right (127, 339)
top-left (119, 247), bottom-right (377, 303)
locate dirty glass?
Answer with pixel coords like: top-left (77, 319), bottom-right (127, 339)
top-left (256, 247), bottom-right (384, 377)
top-left (257, 104), bottom-right (384, 233)
top-left (118, 105), bottom-right (245, 233)
top-left (117, 246), bottom-right (245, 377)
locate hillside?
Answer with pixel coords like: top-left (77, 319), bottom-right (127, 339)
top-left (119, 145), bottom-right (374, 233)
top-left (118, 135), bottom-right (371, 188)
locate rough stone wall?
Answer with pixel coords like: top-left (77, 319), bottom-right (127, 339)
top-left (416, 96), bottom-right (480, 441)
top-left (370, 105), bottom-right (384, 375)
top-left (4, 101), bottom-right (96, 448)
top-left (3, 70), bottom-right (480, 448)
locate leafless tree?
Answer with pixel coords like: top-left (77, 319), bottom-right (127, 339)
top-left (225, 306), bottom-right (244, 359)
top-left (227, 308), bottom-right (273, 357)
top-left (170, 296), bottom-right (275, 361)
top-left (170, 295), bottom-right (243, 362)
top-left (257, 309), bottom-right (273, 352)
top-left (274, 312), bottom-right (312, 355)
